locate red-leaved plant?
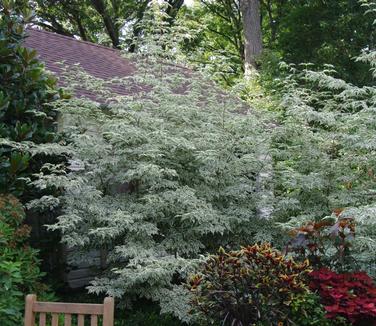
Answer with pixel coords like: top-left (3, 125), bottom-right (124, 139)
top-left (310, 268), bottom-right (376, 325)
top-left (286, 213), bottom-right (356, 272)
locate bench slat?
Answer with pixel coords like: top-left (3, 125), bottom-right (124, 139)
top-left (91, 314), bottom-right (98, 326)
top-left (64, 313), bottom-right (72, 326)
top-left (24, 295), bottom-right (114, 326)
top-left (51, 313), bottom-right (58, 326)
top-left (78, 314), bottom-right (85, 326)
top-left (39, 313), bottom-right (46, 326)
top-left (34, 302), bottom-right (103, 315)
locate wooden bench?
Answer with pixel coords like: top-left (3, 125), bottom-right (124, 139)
top-left (24, 294), bottom-right (114, 326)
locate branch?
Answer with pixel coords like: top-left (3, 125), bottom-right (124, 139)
top-left (201, 0), bottom-right (232, 23)
top-left (166, 0), bottom-right (185, 23)
top-left (35, 20), bottom-right (74, 38)
top-left (90, 0), bottom-right (120, 48)
top-left (207, 27), bottom-right (239, 48)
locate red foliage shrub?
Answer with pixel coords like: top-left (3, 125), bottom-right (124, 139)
top-left (310, 268), bottom-right (376, 325)
top-left (286, 215), bottom-right (356, 271)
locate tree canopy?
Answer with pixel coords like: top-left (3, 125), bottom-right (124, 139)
top-left (30, 0), bottom-right (375, 84)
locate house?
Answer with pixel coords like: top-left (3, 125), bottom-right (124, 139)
top-left (24, 28), bottom-right (136, 100)
top-left (24, 28), bottom-right (196, 103)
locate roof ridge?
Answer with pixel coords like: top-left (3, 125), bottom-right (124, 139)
top-left (26, 26), bottom-right (119, 53)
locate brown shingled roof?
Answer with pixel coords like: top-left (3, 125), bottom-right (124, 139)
top-left (24, 28), bottom-right (137, 100)
top-left (24, 27), bottom-right (250, 113)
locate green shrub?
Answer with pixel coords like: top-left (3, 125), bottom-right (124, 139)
top-left (0, 1), bottom-right (64, 197)
top-left (0, 0), bottom-right (69, 288)
top-left (47, 51), bottom-right (271, 319)
top-left (289, 292), bottom-right (342, 326)
top-left (115, 302), bottom-right (182, 326)
top-left (0, 194), bottom-right (47, 326)
top-left (188, 243), bottom-right (314, 325)
top-left (272, 52), bottom-right (376, 277)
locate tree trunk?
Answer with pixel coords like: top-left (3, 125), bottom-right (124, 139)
top-left (73, 13), bottom-right (89, 42)
top-left (166, 0), bottom-right (184, 25)
top-left (240, 0), bottom-right (263, 77)
top-left (90, 0), bottom-right (120, 48)
top-left (129, 0), bottom-right (150, 53)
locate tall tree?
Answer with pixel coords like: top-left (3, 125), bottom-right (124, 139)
top-left (180, 0), bottom-right (266, 83)
top-left (260, 0), bottom-right (287, 45)
top-left (179, 0), bottom-right (244, 85)
top-left (240, 0), bottom-right (263, 75)
top-left (32, 0), bottom-right (186, 49)
top-left (32, 0), bottom-right (101, 43)
top-left (271, 0), bottom-right (375, 85)
top-left (200, 0), bottom-right (244, 63)
top-left (89, 0), bottom-right (121, 48)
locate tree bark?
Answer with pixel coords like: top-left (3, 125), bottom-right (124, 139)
top-left (90, 0), bottom-right (120, 48)
top-left (240, 0), bottom-right (263, 76)
top-left (261, 0), bottom-right (287, 45)
top-left (166, 0), bottom-right (184, 24)
top-left (129, 0), bottom-right (150, 53)
top-left (72, 13), bottom-right (89, 42)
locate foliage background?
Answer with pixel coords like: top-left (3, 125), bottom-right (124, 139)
top-left (2, 0), bottom-right (376, 324)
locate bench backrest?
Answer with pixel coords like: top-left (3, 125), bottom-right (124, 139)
top-left (24, 294), bottom-right (114, 326)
